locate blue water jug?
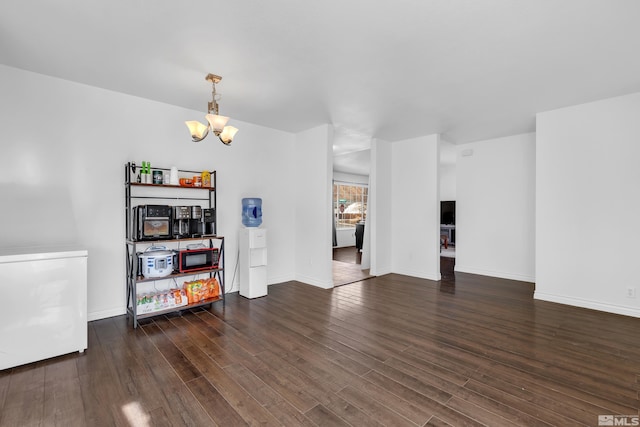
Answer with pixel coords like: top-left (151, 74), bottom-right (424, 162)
top-left (242, 198), bottom-right (262, 227)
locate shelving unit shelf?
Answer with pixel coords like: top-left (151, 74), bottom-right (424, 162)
top-left (124, 162), bottom-right (224, 328)
top-left (131, 267), bottom-right (224, 283)
top-left (134, 296), bottom-right (224, 321)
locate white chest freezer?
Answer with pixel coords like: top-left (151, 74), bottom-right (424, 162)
top-left (0, 246), bottom-right (88, 370)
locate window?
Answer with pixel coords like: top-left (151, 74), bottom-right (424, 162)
top-left (333, 182), bottom-right (368, 229)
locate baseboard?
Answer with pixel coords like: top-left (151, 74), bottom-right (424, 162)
top-left (392, 267), bottom-right (441, 282)
top-left (88, 307), bottom-right (126, 322)
top-left (454, 265), bottom-right (535, 283)
top-left (295, 274), bottom-right (334, 289)
top-left (534, 292), bottom-right (640, 318)
top-left (267, 274), bottom-right (296, 285)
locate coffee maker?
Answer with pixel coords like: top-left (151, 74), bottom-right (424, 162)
top-left (189, 206), bottom-right (203, 237)
top-left (203, 208), bottom-right (215, 235)
top-left (173, 206), bottom-right (191, 238)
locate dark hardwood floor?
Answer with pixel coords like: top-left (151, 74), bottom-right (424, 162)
top-left (1, 270), bottom-right (639, 426)
top-left (333, 246), bottom-right (361, 264)
top-left (440, 255), bottom-right (456, 283)
top-left (333, 246), bottom-right (373, 287)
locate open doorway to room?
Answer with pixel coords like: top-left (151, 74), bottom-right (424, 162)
top-left (440, 140), bottom-right (457, 280)
top-left (331, 130), bottom-right (374, 286)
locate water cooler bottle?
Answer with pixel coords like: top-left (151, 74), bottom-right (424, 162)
top-left (239, 228), bottom-right (267, 298)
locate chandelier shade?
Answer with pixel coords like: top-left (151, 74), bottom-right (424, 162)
top-left (205, 114), bottom-right (229, 134)
top-left (185, 120), bottom-right (210, 142)
top-left (219, 126), bottom-right (239, 145)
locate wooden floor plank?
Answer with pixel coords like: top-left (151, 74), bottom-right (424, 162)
top-left (461, 378), bottom-right (590, 426)
top-left (223, 363), bottom-right (318, 426)
top-left (360, 370), bottom-right (484, 427)
top-left (141, 321), bottom-right (202, 383)
top-left (185, 376), bottom-right (245, 426)
top-left (170, 313), bottom-right (236, 368)
top-left (42, 358), bottom-right (86, 426)
top-left (425, 415), bottom-right (455, 426)
top-left (374, 358), bottom-right (456, 402)
top-left (0, 364), bottom-right (45, 426)
top-left (305, 403), bottom-right (351, 427)
top-left (349, 370), bottom-right (435, 424)
top-left (336, 385), bottom-right (416, 427)
top-left (147, 406), bottom-right (173, 427)
top-left (307, 392), bottom-right (385, 427)
top-left (0, 370), bottom-right (10, 419)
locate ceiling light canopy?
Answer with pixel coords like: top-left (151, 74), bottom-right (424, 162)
top-left (185, 73), bottom-right (238, 145)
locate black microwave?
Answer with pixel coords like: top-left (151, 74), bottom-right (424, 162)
top-left (133, 205), bottom-right (173, 241)
top-left (177, 247), bottom-right (219, 273)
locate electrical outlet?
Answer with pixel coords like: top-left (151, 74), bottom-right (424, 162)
top-left (627, 287), bottom-right (636, 298)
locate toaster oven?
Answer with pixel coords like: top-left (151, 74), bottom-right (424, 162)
top-left (133, 205), bottom-right (173, 241)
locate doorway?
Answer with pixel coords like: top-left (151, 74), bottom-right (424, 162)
top-left (440, 140), bottom-right (457, 273)
top-left (331, 128), bottom-right (374, 286)
top-left (332, 181), bottom-right (373, 286)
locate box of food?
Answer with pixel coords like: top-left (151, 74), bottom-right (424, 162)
top-left (136, 289), bottom-right (187, 313)
top-left (201, 170), bottom-right (211, 187)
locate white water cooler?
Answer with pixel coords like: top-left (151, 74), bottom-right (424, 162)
top-left (239, 228), bottom-right (267, 298)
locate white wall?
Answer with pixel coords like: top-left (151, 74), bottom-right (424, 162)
top-left (439, 139), bottom-right (457, 201)
top-left (0, 65), bottom-right (296, 321)
top-left (369, 138), bottom-right (392, 276)
top-left (455, 133), bottom-right (535, 282)
top-left (391, 134), bottom-right (441, 280)
top-left (536, 92), bottom-right (640, 318)
top-left (294, 125), bottom-right (333, 288)
top-left (333, 171), bottom-right (368, 185)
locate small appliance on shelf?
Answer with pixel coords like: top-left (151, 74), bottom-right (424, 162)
top-left (133, 205), bottom-right (173, 241)
top-left (177, 244), bottom-right (219, 273)
top-left (138, 246), bottom-right (174, 279)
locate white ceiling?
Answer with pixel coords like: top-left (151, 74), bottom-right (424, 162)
top-left (2, 0), bottom-right (640, 170)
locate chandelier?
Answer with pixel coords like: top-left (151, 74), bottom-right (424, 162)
top-left (185, 73), bottom-right (238, 145)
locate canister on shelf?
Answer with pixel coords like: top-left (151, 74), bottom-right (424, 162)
top-left (152, 170), bottom-right (163, 184)
top-left (201, 170), bottom-right (211, 187)
top-left (170, 166), bottom-right (179, 185)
